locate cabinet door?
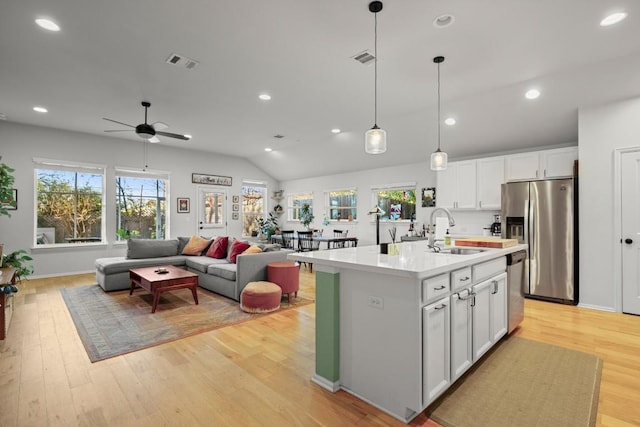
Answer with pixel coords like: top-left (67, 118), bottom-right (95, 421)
top-left (477, 156), bottom-right (504, 210)
top-left (450, 291), bottom-right (473, 381)
top-left (455, 161), bottom-right (477, 209)
top-left (490, 273), bottom-right (508, 342)
top-left (423, 297), bottom-right (451, 406)
top-left (541, 147), bottom-right (577, 178)
top-left (472, 280), bottom-right (492, 360)
top-left (436, 166), bottom-right (457, 209)
top-left (505, 152), bottom-right (540, 181)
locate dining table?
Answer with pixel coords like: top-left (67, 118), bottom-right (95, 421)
top-left (270, 233), bottom-right (358, 250)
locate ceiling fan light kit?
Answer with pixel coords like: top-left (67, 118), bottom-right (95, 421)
top-left (365, 0), bottom-right (387, 155)
top-left (430, 55), bottom-right (448, 171)
top-left (103, 101), bottom-right (190, 142)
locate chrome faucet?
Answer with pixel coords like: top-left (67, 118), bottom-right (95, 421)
top-left (428, 207), bottom-right (456, 249)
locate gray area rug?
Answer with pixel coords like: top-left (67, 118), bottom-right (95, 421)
top-left (427, 336), bottom-right (602, 427)
top-left (61, 284), bottom-right (312, 362)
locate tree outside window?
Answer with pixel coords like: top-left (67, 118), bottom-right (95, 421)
top-left (375, 188), bottom-right (416, 221)
top-left (115, 173), bottom-right (168, 240)
top-left (242, 184), bottom-right (267, 237)
top-left (35, 165), bottom-right (104, 244)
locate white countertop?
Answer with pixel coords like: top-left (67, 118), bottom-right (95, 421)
top-left (287, 241), bottom-right (527, 279)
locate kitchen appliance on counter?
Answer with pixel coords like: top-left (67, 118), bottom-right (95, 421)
top-left (490, 214), bottom-right (501, 236)
top-left (501, 178), bottom-right (578, 304)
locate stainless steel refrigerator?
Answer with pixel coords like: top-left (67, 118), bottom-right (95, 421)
top-left (501, 178), bottom-right (578, 305)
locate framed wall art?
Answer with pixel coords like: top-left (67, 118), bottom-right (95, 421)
top-left (421, 187), bottom-right (436, 207)
top-left (232, 204), bottom-right (239, 212)
top-left (0, 188), bottom-right (17, 210)
top-left (177, 197), bottom-right (190, 213)
top-left (192, 173), bottom-right (232, 186)
top-left (232, 212), bottom-right (239, 220)
top-left (232, 195), bottom-right (240, 203)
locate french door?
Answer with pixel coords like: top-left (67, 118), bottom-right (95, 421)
top-left (197, 186), bottom-right (227, 237)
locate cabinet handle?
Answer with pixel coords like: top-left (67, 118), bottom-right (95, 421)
top-left (458, 291), bottom-right (475, 301)
top-left (491, 280), bottom-right (498, 294)
top-left (434, 285), bottom-right (446, 291)
top-left (460, 276), bottom-right (470, 282)
top-left (434, 304), bottom-right (447, 310)
top-left (536, 170), bottom-right (539, 178)
top-left (544, 168), bottom-right (547, 177)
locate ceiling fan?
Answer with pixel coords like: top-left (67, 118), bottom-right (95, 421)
top-left (103, 101), bottom-right (190, 143)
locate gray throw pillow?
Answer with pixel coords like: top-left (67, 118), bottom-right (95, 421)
top-left (177, 236), bottom-right (191, 255)
top-left (127, 239), bottom-right (179, 259)
top-left (260, 243), bottom-right (282, 252)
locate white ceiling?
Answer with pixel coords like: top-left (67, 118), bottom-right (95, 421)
top-left (1, 0), bottom-right (639, 181)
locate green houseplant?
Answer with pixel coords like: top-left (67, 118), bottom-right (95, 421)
top-left (300, 203), bottom-right (314, 230)
top-left (256, 212), bottom-right (279, 239)
top-left (2, 249), bottom-right (34, 283)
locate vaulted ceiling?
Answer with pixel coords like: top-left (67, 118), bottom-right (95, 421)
top-left (1, 0), bottom-right (639, 180)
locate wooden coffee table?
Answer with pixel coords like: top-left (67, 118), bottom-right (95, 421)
top-left (129, 265), bottom-right (199, 313)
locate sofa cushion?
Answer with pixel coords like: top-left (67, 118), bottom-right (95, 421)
top-left (127, 239), bottom-right (179, 259)
top-left (257, 243), bottom-right (282, 252)
top-left (227, 240), bottom-right (251, 263)
top-left (207, 263), bottom-right (237, 281)
top-left (243, 245), bottom-right (263, 254)
top-left (184, 256), bottom-right (229, 273)
top-left (177, 236), bottom-right (191, 255)
top-left (96, 255), bottom-right (187, 275)
top-left (206, 236), bottom-right (229, 259)
top-left (181, 235), bottom-right (212, 255)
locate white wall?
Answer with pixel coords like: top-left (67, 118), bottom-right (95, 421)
top-left (578, 96), bottom-right (640, 311)
top-left (0, 121), bottom-right (278, 277)
top-left (280, 162), bottom-right (498, 246)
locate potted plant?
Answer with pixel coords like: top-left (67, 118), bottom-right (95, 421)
top-left (2, 249), bottom-right (34, 283)
top-left (256, 212), bottom-right (279, 240)
top-left (300, 203), bottom-right (314, 230)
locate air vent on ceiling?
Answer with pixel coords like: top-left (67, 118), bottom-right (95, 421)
top-left (273, 134), bottom-right (285, 139)
top-left (352, 50), bottom-right (375, 65)
top-left (165, 53), bottom-right (200, 70)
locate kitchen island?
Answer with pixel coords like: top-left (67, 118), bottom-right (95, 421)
top-left (288, 240), bottom-right (527, 423)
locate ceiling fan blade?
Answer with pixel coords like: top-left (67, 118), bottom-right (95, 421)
top-left (156, 131), bottom-right (190, 140)
top-left (102, 118), bottom-right (135, 128)
top-left (148, 136), bottom-right (160, 143)
top-left (104, 129), bottom-right (134, 133)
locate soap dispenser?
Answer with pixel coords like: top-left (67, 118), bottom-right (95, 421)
top-left (444, 229), bottom-right (451, 247)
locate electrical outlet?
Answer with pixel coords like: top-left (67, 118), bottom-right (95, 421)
top-left (368, 295), bottom-right (384, 309)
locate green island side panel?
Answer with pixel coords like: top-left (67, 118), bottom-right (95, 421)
top-left (315, 270), bottom-right (340, 383)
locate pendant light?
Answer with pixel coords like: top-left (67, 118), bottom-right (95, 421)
top-left (365, 1), bottom-right (386, 154)
top-left (430, 56), bottom-right (448, 170)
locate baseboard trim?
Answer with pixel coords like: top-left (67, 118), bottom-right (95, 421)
top-left (311, 374), bottom-right (340, 392)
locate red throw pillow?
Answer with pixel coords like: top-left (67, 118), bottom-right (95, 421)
top-left (206, 236), bottom-right (229, 259)
top-left (227, 240), bottom-right (251, 264)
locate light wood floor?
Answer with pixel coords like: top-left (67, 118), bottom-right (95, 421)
top-left (1, 269), bottom-right (639, 426)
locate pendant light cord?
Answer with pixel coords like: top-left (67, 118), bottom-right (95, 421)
top-left (374, 11), bottom-right (378, 126)
top-left (437, 61), bottom-right (441, 151)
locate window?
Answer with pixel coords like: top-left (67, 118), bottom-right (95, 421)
top-left (115, 168), bottom-right (169, 240)
top-left (35, 159), bottom-right (105, 245)
top-left (242, 182), bottom-right (267, 237)
top-left (326, 189), bottom-right (357, 221)
top-left (373, 184), bottom-right (416, 221)
top-left (288, 192), bottom-right (313, 222)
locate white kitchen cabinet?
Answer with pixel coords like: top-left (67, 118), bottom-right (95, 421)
top-left (423, 296), bottom-right (451, 406)
top-left (450, 289), bottom-right (473, 381)
top-left (490, 273), bottom-right (508, 342)
top-left (476, 156), bottom-right (505, 210)
top-left (436, 160), bottom-right (477, 209)
top-left (505, 147), bottom-right (577, 181)
top-left (472, 279), bottom-right (493, 360)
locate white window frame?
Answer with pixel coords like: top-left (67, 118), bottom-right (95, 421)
top-left (242, 180), bottom-right (268, 237)
top-left (33, 157), bottom-right (106, 247)
top-left (287, 191), bottom-right (313, 222)
top-left (371, 182), bottom-right (417, 222)
top-left (114, 167), bottom-right (171, 241)
top-left (325, 188), bottom-right (358, 222)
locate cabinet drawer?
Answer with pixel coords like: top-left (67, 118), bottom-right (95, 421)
top-left (451, 267), bottom-right (472, 290)
top-left (472, 257), bottom-right (506, 283)
top-left (422, 273), bottom-right (450, 303)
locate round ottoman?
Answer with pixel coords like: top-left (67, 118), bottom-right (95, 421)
top-left (267, 261), bottom-right (300, 303)
top-left (240, 281), bottom-right (282, 313)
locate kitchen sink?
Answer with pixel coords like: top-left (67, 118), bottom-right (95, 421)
top-left (437, 247), bottom-right (486, 255)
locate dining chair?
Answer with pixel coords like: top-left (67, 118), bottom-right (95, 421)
top-left (297, 230), bottom-right (320, 271)
top-left (332, 229), bottom-right (347, 248)
top-left (280, 229), bottom-right (295, 250)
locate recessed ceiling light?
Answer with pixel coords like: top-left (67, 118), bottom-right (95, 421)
top-left (331, 128), bottom-right (341, 134)
top-left (444, 118), bottom-right (456, 126)
top-left (433, 14), bottom-right (455, 28)
top-left (35, 18), bottom-right (60, 32)
top-left (184, 134), bottom-right (192, 139)
top-left (525, 89), bottom-right (540, 100)
top-left (259, 94), bottom-right (271, 101)
top-left (33, 106), bottom-right (48, 113)
top-left (264, 147), bottom-right (273, 152)
top-left (600, 12), bottom-right (627, 27)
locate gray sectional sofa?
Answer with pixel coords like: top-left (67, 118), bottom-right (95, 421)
top-left (95, 238), bottom-right (292, 301)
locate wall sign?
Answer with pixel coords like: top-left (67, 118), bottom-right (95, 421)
top-left (192, 173), bottom-right (232, 186)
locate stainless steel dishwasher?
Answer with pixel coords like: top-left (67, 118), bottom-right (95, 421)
top-left (506, 250), bottom-right (526, 333)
